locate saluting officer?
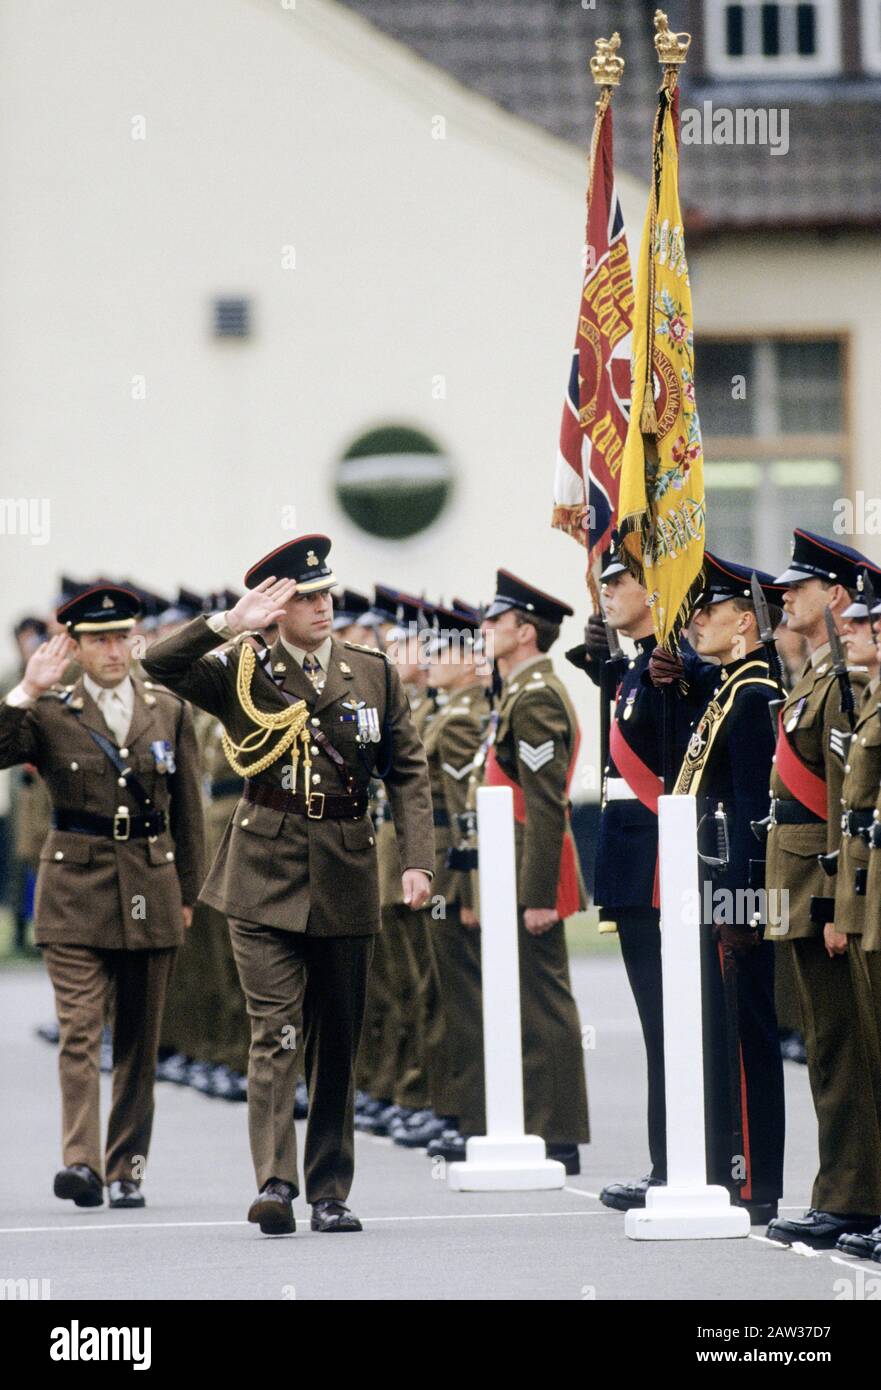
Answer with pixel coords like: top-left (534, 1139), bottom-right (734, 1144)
top-left (143, 535), bottom-right (435, 1236)
top-left (0, 585), bottom-right (205, 1209)
top-left (472, 570), bottom-right (590, 1173)
top-left (672, 553), bottom-right (786, 1224)
top-left (762, 531), bottom-right (881, 1250)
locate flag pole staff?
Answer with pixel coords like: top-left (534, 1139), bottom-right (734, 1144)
top-left (647, 10), bottom-right (693, 791)
top-left (587, 34), bottom-right (626, 775)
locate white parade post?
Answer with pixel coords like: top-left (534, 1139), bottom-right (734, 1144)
top-left (625, 794), bottom-right (749, 1240)
top-left (447, 786), bottom-right (565, 1191)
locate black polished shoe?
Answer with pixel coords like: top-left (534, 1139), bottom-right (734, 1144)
top-left (425, 1129), bottom-right (468, 1163)
top-left (779, 1030), bottom-right (808, 1065)
top-left (394, 1112), bottom-right (452, 1149)
top-left (835, 1224), bottom-right (881, 1258)
top-left (108, 1179), bottom-right (146, 1209)
top-left (187, 1060), bottom-right (215, 1094)
top-left (218, 1069), bottom-right (248, 1102)
top-left (599, 1176), bottom-right (665, 1212)
top-left (359, 1101), bottom-right (401, 1136)
top-left (547, 1144), bottom-right (581, 1176)
top-left (293, 1079), bottom-right (309, 1119)
top-left (54, 1165), bottom-right (104, 1208)
top-left (310, 1199), bottom-right (362, 1233)
top-left (354, 1096), bottom-right (390, 1132)
top-left (742, 1200), bottom-right (778, 1227)
top-left (767, 1209), bottom-right (881, 1250)
top-left (155, 1052), bottom-right (192, 1085)
top-left (248, 1179), bottom-right (296, 1235)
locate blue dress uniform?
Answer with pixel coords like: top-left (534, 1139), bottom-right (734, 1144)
top-left (672, 554), bottom-right (786, 1221)
top-left (566, 552), bottom-right (706, 1206)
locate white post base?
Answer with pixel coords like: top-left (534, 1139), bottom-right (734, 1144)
top-left (624, 1185), bottom-right (751, 1241)
top-left (446, 1135), bottom-right (566, 1192)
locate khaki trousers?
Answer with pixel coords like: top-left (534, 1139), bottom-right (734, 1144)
top-left (229, 922), bottom-right (373, 1201)
top-left (847, 937), bottom-right (881, 1141)
top-left (43, 943), bottom-right (175, 1183)
top-left (790, 937), bottom-right (881, 1214)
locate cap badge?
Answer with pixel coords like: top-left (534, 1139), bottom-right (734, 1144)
top-left (101, 595), bottom-right (114, 609)
top-left (306, 550), bottom-right (319, 567)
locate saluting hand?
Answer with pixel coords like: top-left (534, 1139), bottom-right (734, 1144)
top-left (22, 633), bottom-right (77, 699)
top-left (226, 577), bottom-right (298, 635)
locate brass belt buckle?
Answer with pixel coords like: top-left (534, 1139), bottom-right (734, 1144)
top-left (113, 806), bottom-right (131, 841)
top-left (307, 791), bottom-right (326, 820)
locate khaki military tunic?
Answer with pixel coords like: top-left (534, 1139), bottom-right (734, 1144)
top-left (142, 617), bottom-right (435, 1201)
top-left (766, 649), bottom-right (881, 1214)
top-left (0, 674), bottom-right (205, 1183)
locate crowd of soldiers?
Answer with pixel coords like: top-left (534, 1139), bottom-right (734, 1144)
top-left (2, 525), bottom-right (881, 1257)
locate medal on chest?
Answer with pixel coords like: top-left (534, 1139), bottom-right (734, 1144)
top-left (150, 739), bottom-right (176, 774)
top-left (786, 696), bottom-right (806, 734)
top-left (621, 690), bottom-right (637, 721)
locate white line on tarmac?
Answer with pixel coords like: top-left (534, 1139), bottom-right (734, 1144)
top-left (563, 1186), bottom-right (602, 1200)
top-left (0, 1209), bottom-right (609, 1236)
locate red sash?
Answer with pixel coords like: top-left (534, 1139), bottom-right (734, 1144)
top-left (773, 711), bottom-right (827, 821)
top-left (485, 726), bottom-right (582, 919)
top-left (608, 718), bottom-right (664, 908)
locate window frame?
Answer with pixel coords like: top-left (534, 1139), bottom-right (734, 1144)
top-left (860, 0), bottom-right (881, 73)
top-left (698, 326), bottom-right (852, 490)
top-left (704, 0), bottom-right (842, 77)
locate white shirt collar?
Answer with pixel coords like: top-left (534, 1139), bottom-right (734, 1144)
top-left (278, 634), bottom-right (333, 670)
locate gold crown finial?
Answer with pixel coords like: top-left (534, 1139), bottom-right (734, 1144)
top-left (590, 32), bottom-right (625, 87)
top-left (653, 10), bottom-right (691, 65)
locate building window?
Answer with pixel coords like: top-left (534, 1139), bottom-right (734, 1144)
top-left (698, 336), bottom-right (847, 569)
top-left (335, 425), bottom-right (453, 540)
top-left (860, 0), bottom-right (881, 72)
top-left (213, 297), bottom-right (251, 339)
top-left (705, 1), bottom-right (841, 76)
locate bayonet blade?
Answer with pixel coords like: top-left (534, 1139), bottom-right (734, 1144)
top-left (604, 618), bottom-right (623, 662)
top-left (824, 605), bottom-right (847, 674)
top-left (750, 571), bottom-right (774, 645)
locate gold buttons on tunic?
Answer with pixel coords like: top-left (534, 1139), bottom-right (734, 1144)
top-left (165, 850), bottom-right (174, 861)
top-left (120, 747), bottom-right (129, 758)
top-left (54, 850), bottom-right (64, 861)
top-left (70, 761), bottom-right (79, 771)
top-left (241, 817), bottom-right (250, 827)
top-left (312, 774), bottom-right (321, 785)
top-left (311, 717), bottom-right (320, 726)
top-left (118, 777), bottom-right (127, 787)
top-left (310, 745), bottom-right (319, 756)
top-left (368, 836), bottom-right (374, 846)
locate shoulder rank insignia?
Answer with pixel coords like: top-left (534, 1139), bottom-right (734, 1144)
top-left (518, 738), bottom-right (554, 772)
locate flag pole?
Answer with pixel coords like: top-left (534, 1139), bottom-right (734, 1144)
top-left (587, 34), bottom-right (626, 776)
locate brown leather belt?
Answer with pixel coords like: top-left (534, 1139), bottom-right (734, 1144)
top-left (243, 781), bottom-right (368, 821)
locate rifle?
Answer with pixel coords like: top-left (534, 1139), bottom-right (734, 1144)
top-left (824, 606), bottom-right (856, 731)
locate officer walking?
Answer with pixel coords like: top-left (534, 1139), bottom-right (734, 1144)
top-left (143, 535), bottom-right (435, 1236)
top-left (0, 585), bottom-right (205, 1209)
